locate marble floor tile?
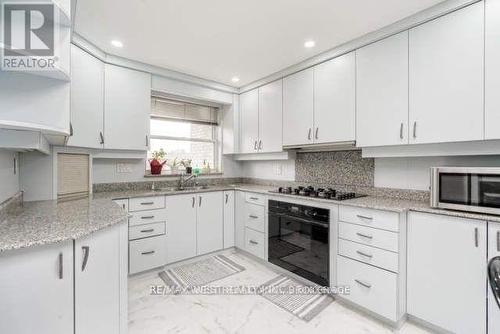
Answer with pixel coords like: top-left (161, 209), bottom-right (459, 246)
top-left (128, 250), bottom-right (434, 334)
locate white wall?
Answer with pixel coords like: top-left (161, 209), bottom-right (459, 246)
top-left (375, 156), bottom-right (500, 191)
top-left (19, 151), bottom-right (54, 202)
top-left (241, 160), bottom-right (295, 181)
top-left (0, 150), bottom-right (20, 203)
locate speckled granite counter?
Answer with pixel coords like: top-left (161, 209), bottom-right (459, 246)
top-left (0, 198), bottom-right (128, 253)
top-left (94, 183), bottom-right (500, 223)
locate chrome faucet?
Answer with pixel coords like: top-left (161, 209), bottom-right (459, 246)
top-left (178, 173), bottom-right (197, 190)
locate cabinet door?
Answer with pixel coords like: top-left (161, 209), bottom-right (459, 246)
top-left (234, 191), bottom-right (246, 249)
top-left (239, 89), bottom-right (259, 153)
top-left (222, 94), bottom-right (239, 154)
top-left (197, 192), bottom-right (224, 255)
top-left (283, 69), bottom-right (314, 146)
top-left (356, 32), bottom-right (409, 147)
top-left (489, 222), bottom-right (500, 334)
top-left (485, 0), bottom-right (500, 139)
top-left (75, 225), bottom-right (121, 334)
top-left (0, 241), bottom-right (73, 334)
top-left (407, 212), bottom-right (486, 334)
top-left (68, 45), bottom-right (104, 149)
top-left (409, 2), bottom-right (484, 144)
top-left (258, 80), bottom-right (283, 153)
top-left (165, 194), bottom-right (197, 263)
top-left (223, 191), bottom-right (235, 248)
top-left (104, 64), bottom-right (151, 150)
top-left (314, 52), bottom-right (355, 144)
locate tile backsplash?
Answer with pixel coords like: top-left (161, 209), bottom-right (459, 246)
top-left (295, 150), bottom-right (374, 187)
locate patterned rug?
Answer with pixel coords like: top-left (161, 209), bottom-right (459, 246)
top-left (158, 254), bottom-right (245, 291)
top-left (258, 275), bottom-right (334, 322)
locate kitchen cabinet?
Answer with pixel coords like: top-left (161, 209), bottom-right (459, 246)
top-left (104, 64), bottom-right (151, 150)
top-left (222, 94), bottom-right (240, 154)
top-left (486, 0), bottom-right (500, 140)
top-left (488, 222), bottom-right (500, 334)
top-left (223, 191), bottom-right (235, 248)
top-left (234, 191), bottom-right (247, 249)
top-left (313, 52), bottom-right (355, 144)
top-left (165, 194), bottom-right (197, 263)
top-left (239, 89), bottom-right (259, 153)
top-left (356, 32), bottom-right (409, 147)
top-left (197, 192), bottom-right (224, 254)
top-left (409, 2), bottom-right (484, 144)
top-left (0, 240), bottom-right (74, 334)
top-left (68, 45), bottom-right (104, 149)
top-left (407, 212), bottom-right (487, 334)
top-left (283, 68), bottom-right (314, 146)
top-left (75, 225), bottom-right (121, 334)
top-left (258, 80), bottom-right (283, 153)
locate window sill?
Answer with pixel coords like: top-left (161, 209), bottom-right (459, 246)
top-left (144, 172), bottom-right (223, 178)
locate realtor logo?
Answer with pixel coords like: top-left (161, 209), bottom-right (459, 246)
top-left (2, 2), bottom-right (57, 71)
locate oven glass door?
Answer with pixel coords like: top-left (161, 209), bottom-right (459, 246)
top-left (268, 213), bottom-right (329, 286)
top-left (439, 173), bottom-right (500, 208)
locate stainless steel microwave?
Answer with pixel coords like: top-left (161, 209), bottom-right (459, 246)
top-left (431, 167), bottom-right (500, 215)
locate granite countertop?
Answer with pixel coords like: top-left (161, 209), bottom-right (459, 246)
top-left (0, 198), bottom-right (129, 253)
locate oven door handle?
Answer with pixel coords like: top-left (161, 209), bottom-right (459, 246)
top-left (269, 212), bottom-right (329, 229)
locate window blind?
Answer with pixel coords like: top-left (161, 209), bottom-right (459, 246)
top-left (151, 97), bottom-right (219, 125)
top-left (57, 153), bottom-right (90, 200)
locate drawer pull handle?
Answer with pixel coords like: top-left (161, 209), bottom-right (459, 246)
top-left (58, 253), bottom-right (64, 280)
top-left (250, 197), bottom-right (259, 200)
top-left (475, 227), bottom-right (479, 248)
top-left (354, 279), bottom-right (372, 289)
top-left (497, 231), bottom-right (500, 252)
top-left (140, 229), bottom-right (154, 233)
top-left (357, 215), bottom-right (373, 220)
top-left (81, 246), bottom-right (90, 271)
top-left (140, 202), bottom-right (154, 205)
top-left (356, 250), bottom-right (373, 258)
top-left (356, 232), bottom-right (373, 239)
top-left (249, 215), bottom-right (259, 219)
top-left (249, 240), bottom-right (259, 245)
top-left (141, 216), bottom-right (155, 219)
top-left (141, 251), bottom-right (155, 255)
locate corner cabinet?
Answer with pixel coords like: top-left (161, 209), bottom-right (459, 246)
top-left (407, 212), bottom-right (487, 334)
top-left (104, 64), bottom-right (151, 150)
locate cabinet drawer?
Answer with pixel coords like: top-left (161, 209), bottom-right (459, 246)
top-left (129, 196), bottom-right (165, 212)
top-left (245, 228), bottom-right (265, 259)
top-left (337, 256), bottom-right (398, 321)
top-left (245, 193), bottom-right (266, 206)
top-left (339, 206), bottom-right (399, 232)
top-left (129, 222), bottom-right (166, 241)
top-left (129, 209), bottom-right (167, 226)
top-left (338, 239), bottom-right (398, 273)
top-left (129, 235), bottom-right (167, 274)
top-left (245, 203), bottom-right (265, 232)
top-left (339, 222), bottom-right (399, 252)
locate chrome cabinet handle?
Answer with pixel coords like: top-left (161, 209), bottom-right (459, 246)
top-left (258, 140), bottom-right (263, 150)
top-left (250, 197), bottom-right (259, 201)
top-left (199, 196), bottom-right (202, 207)
top-left (140, 202), bottom-right (154, 205)
top-left (497, 231), bottom-right (500, 252)
top-left (254, 140), bottom-right (258, 151)
top-left (81, 246), bottom-right (90, 272)
top-left (356, 232), bottom-right (373, 239)
top-left (355, 279), bottom-right (372, 289)
top-left (475, 227), bottom-right (479, 247)
top-left (141, 251), bottom-right (155, 255)
top-left (192, 197), bottom-right (195, 208)
top-left (70, 123), bottom-right (74, 137)
top-left (225, 193), bottom-right (229, 204)
top-left (141, 215), bottom-right (154, 219)
top-left (356, 250), bottom-right (373, 258)
top-left (58, 253), bottom-right (63, 279)
top-left (249, 240), bottom-right (258, 245)
top-left (315, 127), bottom-right (319, 140)
top-left (99, 131), bottom-right (104, 144)
top-left (122, 204), bottom-right (126, 210)
top-left (308, 128), bottom-right (312, 140)
top-left (140, 229), bottom-right (154, 233)
top-left (412, 121), bottom-right (417, 139)
top-left (249, 215), bottom-right (259, 219)
top-left (357, 215), bottom-right (373, 220)
top-left (400, 123), bottom-right (403, 139)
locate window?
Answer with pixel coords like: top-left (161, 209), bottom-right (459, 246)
top-left (147, 97), bottom-right (220, 174)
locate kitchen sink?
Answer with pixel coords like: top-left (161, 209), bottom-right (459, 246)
top-left (156, 185), bottom-right (210, 192)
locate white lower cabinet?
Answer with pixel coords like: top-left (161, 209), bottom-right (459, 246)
top-left (196, 192), bottom-right (224, 255)
top-left (129, 235), bottom-right (168, 274)
top-left (223, 191), bottom-right (235, 248)
top-left (489, 222), bottom-right (500, 334)
top-left (241, 193), bottom-right (267, 260)
top-left (407, 212), bottom-right (487, 334)
top-left (165, 194), bottom-right (197, 264)
top-left (234, 191), bottom-right (247, 249)
top-left (245, 227), bottom-right (266, 259)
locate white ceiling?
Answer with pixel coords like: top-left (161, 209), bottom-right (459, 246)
top-left (75, 0), bottom-right (446, 87)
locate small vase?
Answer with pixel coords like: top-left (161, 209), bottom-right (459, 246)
top-left (149, 159), bottom-right (165, 175)
top-left (186, 166), bottom-right (192, 174)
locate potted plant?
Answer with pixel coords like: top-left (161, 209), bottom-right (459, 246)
top-left (169, 157), bottom-right (180, 174)
top-left (149, 148), bottom-right (166, 175)
top-left (181, 159), bottom-right (193, 174)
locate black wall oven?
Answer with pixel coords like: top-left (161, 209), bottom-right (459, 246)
top-left (268, 200), bottom-right (329, 286)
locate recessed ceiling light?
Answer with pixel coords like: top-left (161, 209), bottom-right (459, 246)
top-left (304, 40), bottom-right (316, 48)
top-left (111, 40), bottom-right (123, 48)
top-left (231, 76), bottom-right (240, 83)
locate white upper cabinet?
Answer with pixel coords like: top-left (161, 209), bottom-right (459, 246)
top-left (313, 52), bottom-right (356, 144)
top-left (68, 45), bottom-right (104, 149)
top-left (283, 68), bottom-right (314, 146)
top-left (239, 89), bottom-right (259, 153)
top-left (409, 2), bottom-right (484, 144)
top-left (485, 0), bottom-right (500, 140)
top-left (356, 32), bottom-right (409, 147)
top-left (222, 94), bottom-right (239, 154)
top-left (104, 64), bottom-right (151, 150)
top-left (258, 80), bottom-right (283, 153)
